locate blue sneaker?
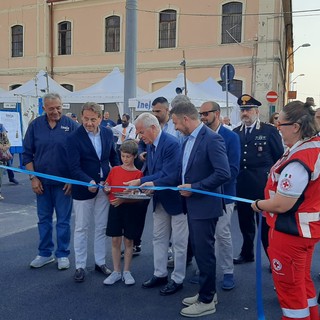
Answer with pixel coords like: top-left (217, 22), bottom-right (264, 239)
top-left (221, 273), bottom-right (235, 290)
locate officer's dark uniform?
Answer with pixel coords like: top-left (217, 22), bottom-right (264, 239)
top-left (233, 94), bottom-right (284, 263)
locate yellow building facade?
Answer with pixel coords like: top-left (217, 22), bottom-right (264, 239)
top-left (0, 0), bottom-right (293, 119)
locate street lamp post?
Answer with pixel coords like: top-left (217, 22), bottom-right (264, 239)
top-left (290, 73), bottom-right (305, 84)
top-left (291, 81), bottom-right (297, 91)
top-left (288, 74), bottom-right (305, 101)
top-left (285, 43), bottom-right (310, 102)
top-left (287, 43), bottom-right (311, 60)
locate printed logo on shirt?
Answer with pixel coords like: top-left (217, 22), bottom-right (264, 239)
top-left (61, 126), bottom-right (70, 132)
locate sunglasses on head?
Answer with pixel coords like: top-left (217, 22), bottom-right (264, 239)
top-left (199, 110), bottom-right (218, 117)
top-left (276, 122), bottom-right (295, 128)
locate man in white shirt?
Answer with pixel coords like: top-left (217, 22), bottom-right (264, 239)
top-left (112, 114), bottom-right (136, 160)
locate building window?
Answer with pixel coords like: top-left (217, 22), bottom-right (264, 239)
top-left (105, 16), bottom-right (120, 52)
top-left (159, 9), bottom-right (176, 49)
top-left (218, 79), bottom-right (243, 98)
top-left (221, 2), bottom-right (242, 44)
top-left (58, 21), bottom-right (71, 55)
top-left (9, 84), bottom-right (22, 90)
top-left (61, 84), bottom-right (73, 92)
top-left (11, 25), bottom-right (23, 57)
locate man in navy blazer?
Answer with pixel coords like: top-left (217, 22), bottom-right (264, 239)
top-left (67, 102), bottom-right (119, 282)
top-left (125, 113), bottom-right (188, 296)
top-left (200, 101), bottom-right (240, 291)
top-left (170, 101), bottom-right (231, 318)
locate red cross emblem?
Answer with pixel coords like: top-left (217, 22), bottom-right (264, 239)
top-left (272, 259), bottom-right (282, 271)
top-left (280, 178), bottom-right (291, 191)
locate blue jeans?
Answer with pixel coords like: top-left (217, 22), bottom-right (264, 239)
top-left (36, 185), bottom-right (72, 258)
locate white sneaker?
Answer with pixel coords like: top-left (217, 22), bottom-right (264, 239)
top-left (57, 257), bottom-right (70, 270)
top-left (180, 299), bottom-right (216, 317)
top-left (30, 255), bottom-right (55, 268)
top-left (182, 293), bottom-right (218, 306)
top-left (103, 271), bottom-right (122, 285)
top-left (0, 194), bottom-right (4, 200)
top-left (122, 271), bottom-right (135, 286)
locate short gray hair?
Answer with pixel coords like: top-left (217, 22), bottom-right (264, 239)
top-left (43, 93), bottom-right (62, 104)
top-left (171, 95), bottom-right (191, 108)
top-left (81, 102), bottom-right (102, 118)
top-left (134, 112), bottom-right (161, 130)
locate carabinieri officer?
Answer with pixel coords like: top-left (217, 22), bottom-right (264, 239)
top-left (233, 94), bottom-right (283, 265)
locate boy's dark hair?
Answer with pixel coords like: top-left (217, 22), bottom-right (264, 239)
top-left (119, 139), bottom-right (138, 156)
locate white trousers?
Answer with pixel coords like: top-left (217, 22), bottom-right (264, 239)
top-left (215, 202), bottom-right (235, 274)
top-left (153, 202), bottom-right (189, 284)
top-left (73, 189), bottom-right (109, 269)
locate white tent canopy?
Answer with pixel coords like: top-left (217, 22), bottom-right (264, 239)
top-left (61, 67), bottom-right (148, 116)
top-left (129, 74), bottom-right (241, 126)
top-left (129, 73), bottom-right (215, 112)
top-left (0, 70), bottom-right (71, 103)
top-left (63, 67), bottom-right (147, 101)
top-left (196, 77), bottom-right (241, 126)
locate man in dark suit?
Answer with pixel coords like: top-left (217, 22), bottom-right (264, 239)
top-left (125, 112), bottom-right (188, 296)
top-left (233, 94), bottom-right (284, 264)
top-left (170, 101), bottom-right (231, 317)
top-left (67, 102), bottom-right (119, 282)
top-left (199, 101), bottom-right (240, 290)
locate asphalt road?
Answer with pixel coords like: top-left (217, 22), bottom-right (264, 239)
top-left (0, 170), bottom-right (319, 320)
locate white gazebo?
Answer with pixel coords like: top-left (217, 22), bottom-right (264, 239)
top-left (62, 67), bottom-right (147, 116)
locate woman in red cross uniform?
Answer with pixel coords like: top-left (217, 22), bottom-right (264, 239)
top-left (251, 100), bottom-right (320, 320)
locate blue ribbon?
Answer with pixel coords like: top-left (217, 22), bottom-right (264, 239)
top-left (0, 165), bottom-right (97, 188)
top-left (0, 165), bottom-right (253, 203)
top-left (0, 164), bottom-right (265, 319)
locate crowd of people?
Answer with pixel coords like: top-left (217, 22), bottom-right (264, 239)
top-left (1, 91), bottom-right (319, 319)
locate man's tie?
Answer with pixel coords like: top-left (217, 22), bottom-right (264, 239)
top-left (245, 127), bottom-right (251, 141)
top-left (150, 144), bottom-right (156, 161)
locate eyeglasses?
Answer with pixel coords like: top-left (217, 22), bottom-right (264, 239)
top-left (199, 110), bottom-right (218, 117)
top-left (277, 122), bottom-right (295, 127)
top-left (152, 110), bottom-right (162, 113)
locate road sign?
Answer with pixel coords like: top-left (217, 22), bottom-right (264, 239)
top-left (266, 91), bottom-right (278, 103)
top-left (220, 63), bottom-right (235, 83)
top-left (221, 81), bottom-right (235, 92)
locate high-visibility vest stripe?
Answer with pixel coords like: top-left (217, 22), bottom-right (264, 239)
top-left (298, 212), bottom-right (320, 238)
top-left (282, 306), bottom-right (309, 318)
top-left (307, 296), bottom-right (318, 307)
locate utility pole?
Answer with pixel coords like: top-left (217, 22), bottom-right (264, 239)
top-left (181, 50), bottom-right (187, 96)
top-left (123, 0), bottom-right (137, 116)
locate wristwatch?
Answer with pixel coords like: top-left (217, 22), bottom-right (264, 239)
top-left (29, 174), bottom-right (36, 180)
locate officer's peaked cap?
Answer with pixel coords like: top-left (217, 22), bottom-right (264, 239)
top-left (237, 94), bottom-right (261, 108)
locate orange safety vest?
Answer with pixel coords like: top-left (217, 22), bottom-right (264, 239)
top-left (264, 137), bottom-right (320, 238)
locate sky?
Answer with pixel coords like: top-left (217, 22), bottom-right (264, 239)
top-left (291, 0), bottom-right (320, 105)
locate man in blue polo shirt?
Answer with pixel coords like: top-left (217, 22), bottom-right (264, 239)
top-left (23, 93), bottom-right (78, 270)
